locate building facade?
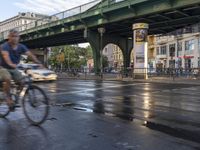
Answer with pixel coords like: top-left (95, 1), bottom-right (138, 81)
top-left (147, 35), bottom-right (156, 69)
top-left (103, 36), bottom-right (157, 69)
top-left (0, 12), bottom-right (49, 39)
top-left (155, 23), bottom-right (200, 69)
top-left (112, 45), bottom-right (123, 68)
top-left (0, 12), bottom-right (52, 64)
top-left (103, 44), bottom-right (114, 67)
top-left (103, 44), bottom-right (124, 68)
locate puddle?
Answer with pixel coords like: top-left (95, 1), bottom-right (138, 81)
top-left (54, 102), bottom-right (75, 107)
top-left (69, 104), bottom-right (200, 144)
top-left (73, 107), bottom-right (93, 112)
top-left (144, 121), bottom-right (200, 143)
top-left (54, 98), bottom-right (200, 145)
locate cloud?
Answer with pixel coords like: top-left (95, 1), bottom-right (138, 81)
top-left (14, 0), bottom-right (94, 15)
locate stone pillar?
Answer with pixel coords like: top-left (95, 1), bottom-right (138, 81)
top-left (132, 23), bottom-right (149, 79)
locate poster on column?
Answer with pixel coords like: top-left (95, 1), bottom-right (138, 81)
top-left (133, 23), bottom-right (148, 69)
top-left (135, 44), bottom-right (145, 68)
top-left (136, 29), bottom-right (148, 43)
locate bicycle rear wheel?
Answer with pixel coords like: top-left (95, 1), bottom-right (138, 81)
top-left (22, 85), bottom-right (49, 125)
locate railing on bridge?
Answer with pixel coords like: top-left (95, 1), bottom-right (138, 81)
top-left (0, 0), bottom-right (126, 41)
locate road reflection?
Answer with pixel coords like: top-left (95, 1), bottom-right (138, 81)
top-left (93, 81), bottom-right (105, 114)
top-left (115, 96), bottom-right (134, 121)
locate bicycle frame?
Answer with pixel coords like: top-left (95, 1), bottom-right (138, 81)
top-left (11, 76), bottom-right (33, 103)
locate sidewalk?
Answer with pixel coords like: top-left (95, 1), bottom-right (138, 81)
top-left (57, 73), bottom-right (200, 85)
top-left (1, 106), bottom-right (199, 150)
top-left (132, 77), bottom-right (200, 85)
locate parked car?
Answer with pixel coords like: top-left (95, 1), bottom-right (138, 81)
top-left (18, 64), bottom-right (57, 81)
top-left (110, 69), bottom-right (119, 74)
top-left (147, 68), bottom-right (157, 75)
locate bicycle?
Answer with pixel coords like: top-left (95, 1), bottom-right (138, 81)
top-left (0, 72), bottom-right (49, 125)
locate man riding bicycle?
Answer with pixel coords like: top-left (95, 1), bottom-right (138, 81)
top-left (0, 29), bottom-right (43, 111)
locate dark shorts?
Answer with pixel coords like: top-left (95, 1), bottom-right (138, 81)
top-left (0, 68), bottom-right (23, 83)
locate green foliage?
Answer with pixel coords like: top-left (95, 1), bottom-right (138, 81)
top-left (48, 45), bottom-right (93, 68)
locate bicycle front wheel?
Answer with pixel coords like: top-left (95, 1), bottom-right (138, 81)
top-left (22, 85), bottom-right (49, 125)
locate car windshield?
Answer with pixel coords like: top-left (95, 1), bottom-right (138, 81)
top-left (30, 65), bottom-right (40, 70)
top-left (18, 64), bottom-right (40, 70)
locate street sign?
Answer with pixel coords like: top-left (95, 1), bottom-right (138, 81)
top-left (60, 53), bottom-right (65, 62)
top-left (57, 53), bottom-right (65, 62)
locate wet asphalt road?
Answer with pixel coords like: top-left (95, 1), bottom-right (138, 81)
top-left (1, 79), bottom-right (200, 150)
top-left (39, 80), bottom-right (200, 142)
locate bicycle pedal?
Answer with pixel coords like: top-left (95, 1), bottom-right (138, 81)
top-left (9, 106), bottom-right (15, 112)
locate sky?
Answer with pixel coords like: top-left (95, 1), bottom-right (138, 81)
top-left (0, 0), bottom-right (93, 21)
top-left (0, 0), bottom-right (92, 47)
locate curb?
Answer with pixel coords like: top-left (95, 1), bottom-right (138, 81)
top-left (57, 77), bottom-right (200, 85)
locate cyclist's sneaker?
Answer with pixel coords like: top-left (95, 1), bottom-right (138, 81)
top-left (8, 102), bottom-right (15, 112)
top-left (9, 105), bottom-right (15, 112)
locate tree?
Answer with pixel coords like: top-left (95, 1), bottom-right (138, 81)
top-left (48, 45), bottom-right (94, 69)
top-left (85, 45), bottom-right (93, 59)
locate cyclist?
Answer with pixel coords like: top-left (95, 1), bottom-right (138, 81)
top-left (0, 29), bottom-right (43, 111)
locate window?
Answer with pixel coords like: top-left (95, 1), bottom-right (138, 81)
top-left (185, 39), bottom-right (195, 51)
top-left (178, 42), bottom-right (182, 51)
top-left (169, 44), bottom-right (175, 57)
top-left (198, 23), bottom-right (200, 32)
top-left (160, 45), bottom-right (167, 55)
top-left (191, 25), bottom-right (196, 33)
top-left (104, 48), bottom-right (107, 53)
top-left (177, 29), bottom-right (183, 35)
top-left (198, 57), bottom-right (200, 67)
top-left (156, 47), bottom-right (160, 55)
top-left (115, 0), bottom-right (124, 2)
top-left (184, 27), bottom-right (192, 33)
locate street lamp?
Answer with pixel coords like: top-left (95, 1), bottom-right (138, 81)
top-left (98, 27), bottom-right (105, 79)
top-left (68, 50), bottom-right (70, 71)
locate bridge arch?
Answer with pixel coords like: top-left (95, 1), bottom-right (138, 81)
top-left (102, 43), bottom-right (124, 70)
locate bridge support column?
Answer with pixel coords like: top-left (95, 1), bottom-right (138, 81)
top-left (132, 23), bottom-right (149, 79)
top-left (86, 30), bottom-right (101, 75)
top-left (123, 44), bottom-right (132, 77)
top-left (86, 29), bottom-right (133, 76)
top-left (120, 39), bottom-right (132, 70)
top-left (44, 48), bottom-right (49, 68)
top-left (118, 38), bottom-right (132, 77)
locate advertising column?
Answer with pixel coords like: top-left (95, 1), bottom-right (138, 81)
top-left (133, 23), bottom-right (149, 79)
